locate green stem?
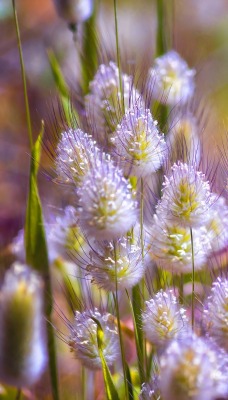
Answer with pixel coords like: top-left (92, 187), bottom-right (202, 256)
top-left (190, 227), bottom-right (195, 331)
top-left (156, 0), bottom-right (166, 57)
top-left (113, 0), bottom-right (124, 111)
top-left (113, 243), bottom-right (129, 400)
top-left (12, 0), bottom-right (33, 150)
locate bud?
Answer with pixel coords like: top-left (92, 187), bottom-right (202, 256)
top-left (53, 0), bottom-right (93, 24)
top-left (0, 263), bottom-right (47, 387)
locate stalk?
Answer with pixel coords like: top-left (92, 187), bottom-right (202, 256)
top-left (12, 0), bottom-right (33, 150)
top-left (15, 389), bottom-right (21, 400)
top-left (113, 242), bottom-right (130, 400)
top-left (190, 227), bottom-right (195, 330)
top-left (113, 0), bottom-right (124, 111)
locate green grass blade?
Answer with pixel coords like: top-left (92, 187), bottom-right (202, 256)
top-left (92, 317), bottom-right (120, 400)
top-left (24, 126), bottom-right (59, 400)
top-left (81, 2), bottom-right (98, 94)
top-left (126, 289), bottom-right (145, 384)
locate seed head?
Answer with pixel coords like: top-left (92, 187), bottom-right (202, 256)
top-left (203, 276), bottom-right (228, 351)
top-left (77, 159), bottom-right (138, 240)
top-left (157, 162), bottom-right (213, 227)
top-left (53, 0), bottom-right (93, 24)
top-left (159, 335), bottom-right (228, 400)
top-left (86, 235), bottom-right (144, 291)
top-left (143, 289), bottom-right (188, 348)
top-left (86, 62), bottom-right (142, 147)
top-left (113, 105), bottom-right (167, 178)
top-left (68, 309), bottom-right (119, 369)
top-left (148, 213), bottom-right (209, 273)
top-left (0, 263), bottom-right (46, 387)
top-left (148, 50), bottom-right (195, 106)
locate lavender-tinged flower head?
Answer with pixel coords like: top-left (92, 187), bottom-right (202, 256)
top-left (55, 128), bottom-right (100, 186)
top-left (148, 213), bottom-right (210, 273)
top-left (0, 263), bottom-right (47, 387)
top-left (86, 235), bottom-right (145, 291)
top-left (142, 289), bottom-right (188, 348)
top-left (148, 50), bottom-right (195, 106)
top-left (159, 334), bottom-right (228, 400)
top-left (68, 309), bottom-right (119, 370)
top-left (77, 158), bottom-right (138, 240)
top-left (86, 62), bottom-right (142, 146)
top-left (140, 377), bottom-right (161, 400)
top-left (113, 105), bottom-right (167, 178)
top-left (157, 162), bottom-right (213, 227)
top-left (54, 0), bottom-right (93, 24)
top-left (203, 277), bottom-right (228, 351)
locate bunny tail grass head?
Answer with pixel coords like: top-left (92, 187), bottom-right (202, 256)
top-left (0, 263), bottom-right (47, 388)
top-left (68, 308), bottom-right (119, 370)
top-left (53, 0), bottom-right (93, 24)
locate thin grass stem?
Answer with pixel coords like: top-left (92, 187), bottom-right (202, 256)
top-left (12, 0), bottom-right (33, 150)
top-left (190, 227), bottom-right (195, 330)
top-left (15, 389), bottom-right (21, 400)
top-left (113, 0), bottom-right (124, 111)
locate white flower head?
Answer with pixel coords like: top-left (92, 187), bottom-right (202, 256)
top-left (86, 62), bottom-right (142, 146)
top-left (143, 289), bottom-right (188, 348)
top-left (77, 159), bottom-right (138, 240)
top-left (54, 0), bottom-right (93, 24)
top-left (0, 263), bottom-right (47, 387)
top-left (86, 235), bottom-right (145, 291)
top-left (158, 162), bottom-right (213, 227)
top-left (148, 50), bottom-right (195, 106)
top-left (113, 105), bottom-right (167, 178)
top-left (68, 309), bottom-right (119, 370)
top-left (159, 335), bottom-right (228, 400)
top-left (148, 213), bottom-right (209, 273)
top-left (203, 276), bottom-right (228, 351)
top-left (55, 128), bottom-right (100, 186)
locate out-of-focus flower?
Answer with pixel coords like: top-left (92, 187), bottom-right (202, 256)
top-left (206, 195), bottom-right (228, 255)
top-left (143, 289), bottom-right (188, 348)
top-left (68, 308), bottom-right (119, 369)
top-left (140, 377), bottom-right (160, 400)
top-left (148, 50), bottom-right (195, 106)
top-left (53, 0), bottom-right (93, 24)
top-left (0, 263), bottom-right (46, 387)
top-left (86, 235), bottom-right (144, 291)
top-left (148, 213), bottom-right (209, 273)
top-left (85, 62), bottom-right (142, 147)
top-left (77, 158), bottom-right (138, 240)
top-left (113, 105), bottom-right (167, 178)
top-left (157, 162), bottom-right (213, 228)
top-left (203, 276), bottom-right (228, 351)
top-left (159, 334), bottom-right (228, 400)
top-left (167, 112), bottom-right (201, 167)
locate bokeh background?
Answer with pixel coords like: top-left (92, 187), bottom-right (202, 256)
top-left (0, 0), bottom-right (228, 398)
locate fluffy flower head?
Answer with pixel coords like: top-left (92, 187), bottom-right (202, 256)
top-left (148, 50), bottom-right (195, 106)
top-left (68, 309), bottom-right (119, 369)
top-left (203, 276), bottom-right (228, 350)
top-left (77, 159), bottom-right (138, 240)
top-left (158, 162), bottom-right (212, 227)
top-left (143, 289), bottom-right (188, 348)
top-left (113, 105), bottom-right (167, 177)
top-left (86, 62), bottom-right (142, 146)
top-left (86, 235), bottom-right (144, 291)
top-left (160, 335), bottom-right (228, 400)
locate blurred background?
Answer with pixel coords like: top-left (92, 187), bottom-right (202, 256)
top-left (0, 0), bottom-right (228, 397)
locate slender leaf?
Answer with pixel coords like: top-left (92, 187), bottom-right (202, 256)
top-left (24, 127), bottom-right (59, 400)
top-left (92, 317), bottom-right (120, 400)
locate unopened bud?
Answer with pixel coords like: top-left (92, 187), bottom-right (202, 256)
top-left (53, 0), bottom-right (93, 24)
top-left (0, 263), bottom-right (47, 388)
